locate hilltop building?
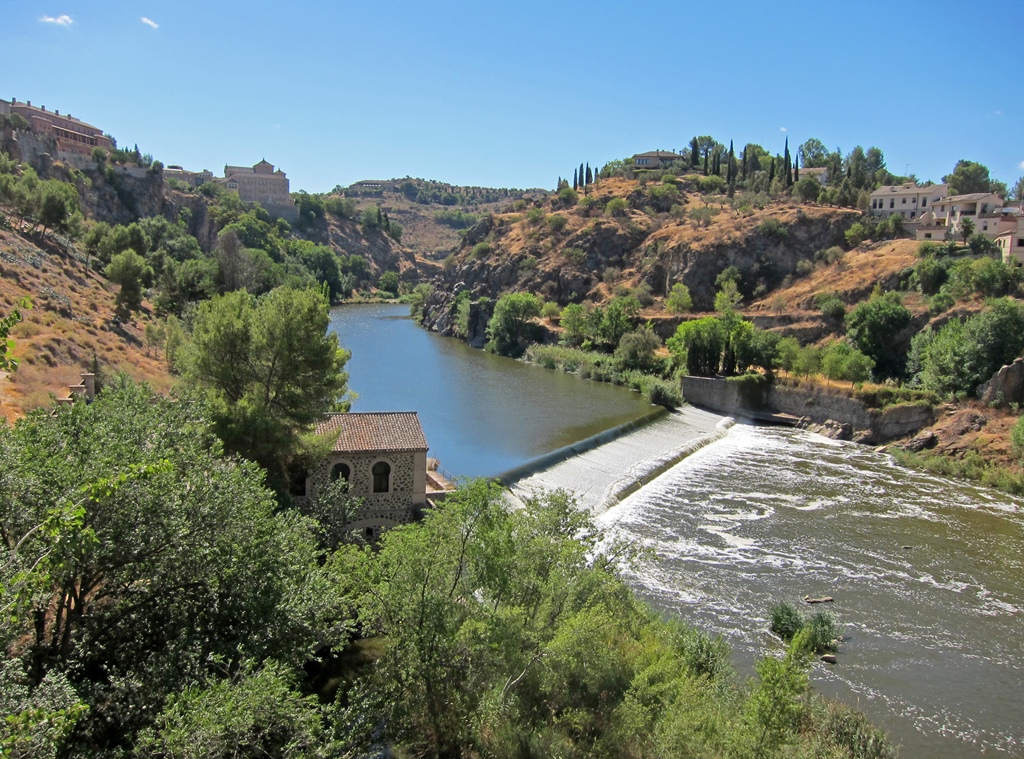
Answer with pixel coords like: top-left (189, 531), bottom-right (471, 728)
top-left (632, 151), bottom-right (682, 169)
top-left (217, 159), bottom-right (298, 221)
top-left (164, 165), bottom-right (214, 189)
top-left (4, 97), bottom-right (112, 155)
top-left (869, 183), bottom-right (948, 222)
top-left (296, 412), bottom-right (455, 540)
top-left (798, 166), bottom-right (829, 185)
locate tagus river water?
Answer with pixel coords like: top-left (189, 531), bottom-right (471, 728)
top-left (331, 303), bottom-right (1024, 758)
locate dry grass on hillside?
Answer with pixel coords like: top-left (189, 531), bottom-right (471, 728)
top-left (0, 230), bottom-right (172, 422)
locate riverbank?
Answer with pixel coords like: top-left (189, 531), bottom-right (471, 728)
top-left (679, 373), bottom-right (1024, 495)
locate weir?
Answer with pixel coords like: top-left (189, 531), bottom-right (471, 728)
top-left (505, 405), bottom-right (729, 512)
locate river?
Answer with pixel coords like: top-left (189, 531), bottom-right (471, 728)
top-left (330, 303), bottom-right (1024, 758)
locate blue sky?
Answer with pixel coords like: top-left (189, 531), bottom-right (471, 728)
top-left (3, 1), bottom-right (1022, 193)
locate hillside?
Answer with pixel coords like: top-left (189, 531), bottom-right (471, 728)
top-left (339, 178), bottom-right (546, 259)
top-left (423, 176), bottom-right (868, 336)
top-left (0, 229), bottom-right (170, 421)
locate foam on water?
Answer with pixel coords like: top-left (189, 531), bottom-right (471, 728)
top-left (553, 422), bottom-right (1024, 758)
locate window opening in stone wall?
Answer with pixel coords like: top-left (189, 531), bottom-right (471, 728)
top-left (331, 462), bottom-right (351, 483)
top-left (372, 461), bottom-right (391, 493)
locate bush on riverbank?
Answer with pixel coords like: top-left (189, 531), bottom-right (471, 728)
top-left (525, 344), bottom-right (682, 407)
top-left (890, 447), bottom-right (1024, 495)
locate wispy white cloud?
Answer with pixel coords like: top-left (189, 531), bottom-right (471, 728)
top-left (779, 126), bottom-right (787, 132)
top-left (140, 17), bottom-right (159, 29)
top-left (1019, 160), bottom-right (1024, 170)
top-left (39, 14), bottom-right (74, 26)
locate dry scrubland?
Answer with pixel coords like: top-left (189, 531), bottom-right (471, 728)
top-left (0, 229), bottom-right (170, 420)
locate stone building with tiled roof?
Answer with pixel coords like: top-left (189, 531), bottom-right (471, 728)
top-left (299, 412), bottom-right (452, 540)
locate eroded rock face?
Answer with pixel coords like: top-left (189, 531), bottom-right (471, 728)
top-left (978, 358), bottom-right (1024, 408)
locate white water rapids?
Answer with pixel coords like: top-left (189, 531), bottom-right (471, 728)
top-left (509, 416), bottom-right (1024, 758)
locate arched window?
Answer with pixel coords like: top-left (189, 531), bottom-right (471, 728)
top-left (330, 462), bottom-right (351, 483)
top-left (372, 461), bottom-right (391, 493)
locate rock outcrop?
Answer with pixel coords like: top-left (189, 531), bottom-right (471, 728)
top-left (978, 357), bottom-right (1024, 408)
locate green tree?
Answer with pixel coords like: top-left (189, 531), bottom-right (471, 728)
top-left (105, 249), bottom-right (151, 318)
top-left (845, 291), bottom-right (911, 378)
top-left (821, 340), bottom-right (874, 384)
top-left (0, 378), bottom-right (341, 752)
top-left (944, 159), bottom-right (992, 195)
top-left (486, 292), bottom-right (541, 356)
top-left (794, 176), bottom-right (821, 203)
top-left (598, 295), bottom-right (641, 347)
top-left (666, 283), bottom-right (693, 313)
top-left (614, 324), bottom-right (662, 372)
top-left (178, 287), bottom-right (351, 488)
top-left (959, 216), bottom-right (975, 244)
top-left (559, 303), bottom-right (589, 346)
top-left (798, 138), bottom-right (829, 168)
top-left (667, 317), bottom-right (725, 376)
top-left (378, 270), bottom-right (400, 294)
top-left (0, 299), bottom-right (29, 372)
top-left (138, 662), bottom-right (327, 758)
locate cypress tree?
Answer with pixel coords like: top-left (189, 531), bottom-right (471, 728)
top-left (794, 155), bottom-right (800, 183)
top-left (727, 141), bottom-right (735, 183)
top-left (585, 164), bottom-right (592, 186)
top-left (703, 152), bottom-right (709, 176)
top-left (690, 137), bottom-right (699, 167)
top-left (783, 137), bottom-right (793, 187)
top-left (573, 168), bottom-right (578, 191)
top-left (579, 163), bottom-right (585, 188)
top-left (741, 150), bottom-right (748, 179)
top-left (768, 157), bottom-right (776, 187)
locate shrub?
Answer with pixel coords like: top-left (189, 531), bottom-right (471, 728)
top-left (1012, 416), bottom-right (1024, 461)
top-left (540, 300), bottom-right (560, 320)
top-left (697, 175), bottom-right (727, 194)
top-left (564, 247), bottom-right (586, 266)
top-left (769, 602), bottom-right (803, 642)
top-left (557, 186), bottom-right (578, 207)
top-left (606, 197), bottom-right (628, 217)
top-left (770, 602), bottom-right (837, 655)
top-left (928, 291), bottom-right (954, 315)
top-left (817, 246), bottom-right (846, 265)
top-left (471, 242), bottom-right (491, 259)
top-left (756, 218), bottom-right (789, 242)
top-left (795, 259), bottom-right (815, 277)
top-left (844, 222), bottom-right (870, 248)
top-left (525, 207), bottom-right (546, 225)
top-left (815, 292), bottom-right (846, 321)
top-left (547, 214), bottom-right (568, 233)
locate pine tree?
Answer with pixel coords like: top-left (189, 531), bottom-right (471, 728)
top-left (573, 168), bottom-right (578, 191)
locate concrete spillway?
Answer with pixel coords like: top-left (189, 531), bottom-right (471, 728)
top-left (504, 405), bottom-right (730, 512)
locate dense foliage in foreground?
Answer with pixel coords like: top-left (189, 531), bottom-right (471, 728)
top-left (1, 380), bottom-right (892, 758)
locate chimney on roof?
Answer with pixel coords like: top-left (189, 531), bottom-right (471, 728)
top-left (41, 105), bottom-right (45, 111)
top-left (26, 100), bottom-right (31, 107)
top-left (54, 109), bottom-right (59, 115)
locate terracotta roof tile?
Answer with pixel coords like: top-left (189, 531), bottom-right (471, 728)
top-left (316, 412), bottom-right (428, 453)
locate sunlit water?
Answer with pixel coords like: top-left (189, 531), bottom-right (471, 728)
top-left (332, 303), bottom-right (1024, 757)
top-left (594, 424), bottom-right (1024, 758)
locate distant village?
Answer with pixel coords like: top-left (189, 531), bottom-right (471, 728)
top-left (633, 149), bottom-right (1024, 263)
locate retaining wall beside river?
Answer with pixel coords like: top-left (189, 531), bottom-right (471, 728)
top-left (681, 376), bottom-right (934, 443)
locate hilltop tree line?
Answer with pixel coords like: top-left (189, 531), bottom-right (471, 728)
top-left (593, 135), bottom-right (1020, 210)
